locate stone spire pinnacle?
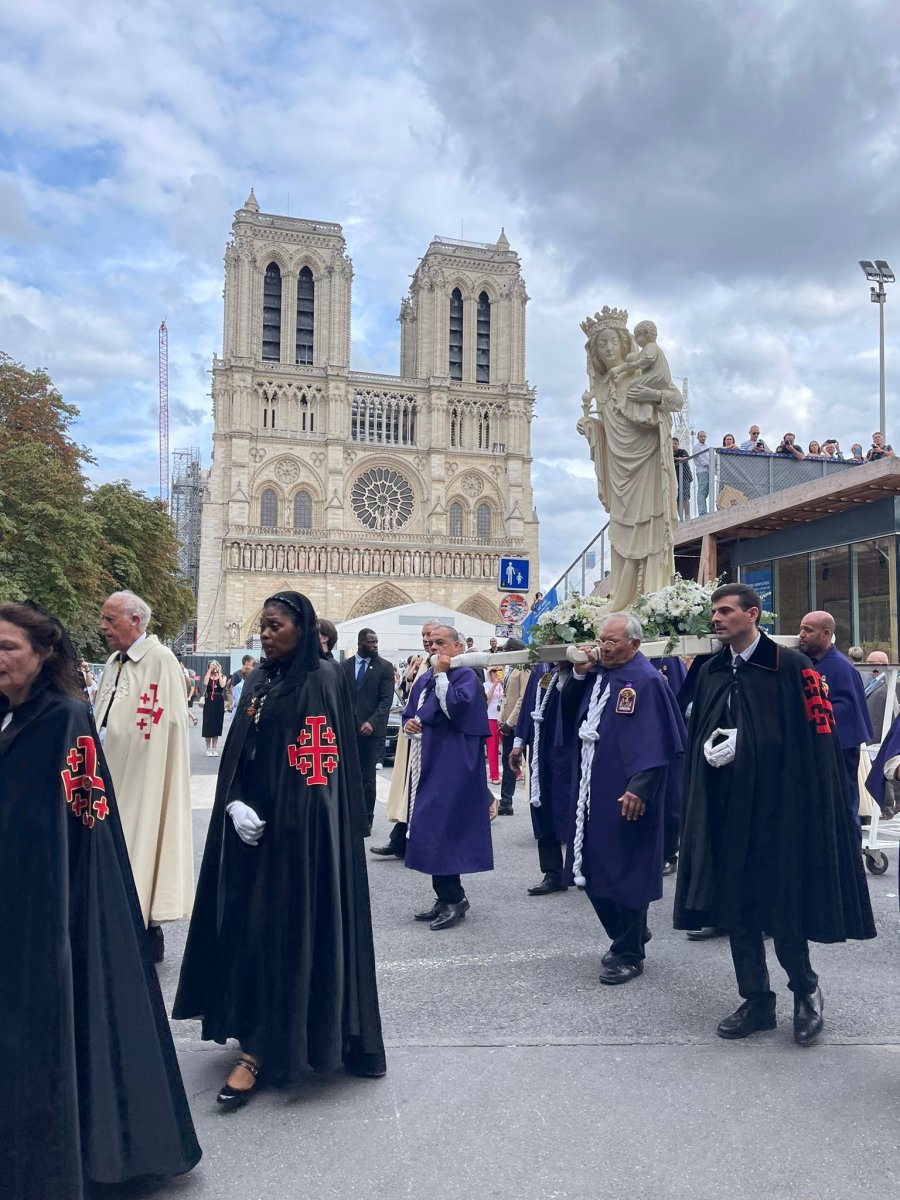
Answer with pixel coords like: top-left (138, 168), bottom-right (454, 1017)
top-left (244, 188), bottom-right (260, 213)
top-left (496, 227), bottom-right (510, 251)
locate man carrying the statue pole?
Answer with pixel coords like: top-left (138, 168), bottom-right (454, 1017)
top-left (562, 613), bottom-right (686, 985)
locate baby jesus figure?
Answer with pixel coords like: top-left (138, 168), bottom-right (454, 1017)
top-left (608, 320), bottom-right (674, 426)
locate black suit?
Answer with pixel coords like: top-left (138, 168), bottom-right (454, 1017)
top-left (341, 654), bottom-right (395, 829)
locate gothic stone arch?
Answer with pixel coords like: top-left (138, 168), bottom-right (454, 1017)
top-left (347, 582), bottom-right (413, 620)
top-left (457, 592), bottom-right (500, 624)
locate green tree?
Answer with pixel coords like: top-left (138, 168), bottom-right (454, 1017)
top-left (0, 353), bottom-right (107, 625)
top-left (0, 354), bottom-right (196, 657)
top-left (86, 482), bottom-right (196, 643)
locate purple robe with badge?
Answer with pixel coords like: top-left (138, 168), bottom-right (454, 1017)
top-left (571, 652), bottom-right (686, 909)
top-left (402, 666), bottom-right (493, 876)
top-left (650, 655), bottom-right (688, 695)
top-left (813, 645), bottom-right (873, 749)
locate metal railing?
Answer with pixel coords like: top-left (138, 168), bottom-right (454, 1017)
top-left (547, 449), bottom-right (862, 601)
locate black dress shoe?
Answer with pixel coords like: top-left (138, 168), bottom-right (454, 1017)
top-left (716, 999), bottom-right (777, 1040)
top-left (498, 803), bottom-right (514, 816)
top-left (686, 927), bottom-right (726, 940)
top-left (369, 843), bottom-right (403, 858)
top-left (662, 858), bottom-right (678, 877)
top-left (216, 1057), bottom-right (260, 1109)
top-left (793, 987), bottom-right (824, 1046)
top-left (598, 960), bottom-right (643, 985)
top-left (527, 875), bottom-right (567, 896)
top-left (601, 930), bottom-right (652, 965)
top-left (414, 900), bottom-right (445, 922)
top-left (430, 898), bottom-right (470, 930)
top-left (147, 924), bottom-right (165, 964)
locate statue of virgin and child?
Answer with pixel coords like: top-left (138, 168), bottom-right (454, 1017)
top-left (576, 308), bottom-right (683, 612)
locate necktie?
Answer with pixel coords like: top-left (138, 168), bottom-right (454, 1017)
top-left (726, 654), bottom-right (742, 724)
top-left (356, 660), bottom-right (367, 689)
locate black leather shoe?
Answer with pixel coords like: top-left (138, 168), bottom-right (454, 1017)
top-left (414, 900), bottom-right (445, 922)
top-left (498, 804), bottom-right (514, 816)
top-left (716, 1000), bottom-right (777, 1040)
top-left (430, 898), bottom-right (470, 930)
top-left (793, 987), bottom-right (824, 1046)
top-left (662, 858), bottom-right (678, 877)
top-left (601, 930), bottom-right (651, 965)
top-left (686, 927), bottom-right (726, 940)
top-left (598, 960), bottom-right (643, 985)
top-left (369, 843), bottom-right (404, 858)
top-left (527, 875), bottom-right (567, 896)
top-left (216, 1057), bottom-right (260, 1109)
top-left (147, 925), bottom-right (165, 964)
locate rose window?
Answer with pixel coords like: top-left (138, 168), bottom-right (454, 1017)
top-left (351, 467), bottom-right (414, 532)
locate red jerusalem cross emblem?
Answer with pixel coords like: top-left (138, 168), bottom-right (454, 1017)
top-left (288, 715), bottom-right (339, 785)
top-left (136, 682), bottom-right (164, 740)
top-left (60, 736), bottom-right (110, 827)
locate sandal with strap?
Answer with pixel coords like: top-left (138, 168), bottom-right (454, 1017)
top-left (217, 1056), bottom-right (260, 1109)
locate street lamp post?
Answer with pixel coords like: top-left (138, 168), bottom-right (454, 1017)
top-left (859, 259), bottom-right (895, 439)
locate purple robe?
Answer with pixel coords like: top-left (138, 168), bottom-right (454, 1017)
top-left (571, 652), bottom-right (686, 909)
top-left (651, 655), bottom-right (688, 694)
top-left (402, 666), bottom-right (493, 876)
top-left (812, 645), bottom-right (873, 749)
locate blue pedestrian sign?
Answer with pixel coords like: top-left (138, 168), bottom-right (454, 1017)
top-left (498, 557), bottom-right (530, 592)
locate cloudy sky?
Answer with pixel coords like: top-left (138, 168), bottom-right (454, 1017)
top-left (2, 0), bottom-right (899, 586)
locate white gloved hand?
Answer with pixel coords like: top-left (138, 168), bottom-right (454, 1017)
top-left (226, 800), bottom-right (266, 845)
top-left (703, 727), bottom-right (737, 768)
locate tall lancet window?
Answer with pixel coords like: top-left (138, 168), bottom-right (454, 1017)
top-left (476, 291), bottom-right (491, 382)
top-left (476, 502), bottom-right (492, 542)
top-left (260, 488), bottom-right (278, 528)
top-left (449, 288), bottom-right (463, 381)
top-left (449, 502), bottom-right (463, 538)
top-left (296, 267), bottom-right (314, 364)
top-left (262, 262), bottom-right (282, 361)
top-left (293, 490), bottom-right (312, 530)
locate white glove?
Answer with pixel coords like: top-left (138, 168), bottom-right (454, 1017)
top-left (226, 800), bottom-right (266, 845)
top-left (703, 727), bottom-right (737, 768)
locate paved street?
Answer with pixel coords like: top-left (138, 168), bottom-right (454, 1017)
top-left (110, 714), bottom-right (900, 1200)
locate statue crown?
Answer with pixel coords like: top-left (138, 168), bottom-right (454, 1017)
top-left (580, 306), bottom-right (629, 336)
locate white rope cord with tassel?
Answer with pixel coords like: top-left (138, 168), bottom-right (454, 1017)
top-left (529, 668), bottom-right (559, 809)
top-left (405, 685), bottom-right (428, 839)
top-left (571, 676), bottom-right (612, 886)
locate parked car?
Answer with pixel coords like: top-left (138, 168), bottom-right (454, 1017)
top-left (383, 690), bottom-right (404, 765)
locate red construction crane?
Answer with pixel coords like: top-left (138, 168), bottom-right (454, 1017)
top-left (159, 319), bottom-right (170, 508)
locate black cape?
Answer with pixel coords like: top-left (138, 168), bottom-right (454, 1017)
top-left (673, 633), bottom-right (875, 942)
top-left (173, 651), bottom-right (386, 1083)
top-left (0, 683), bottom-right (201, 1200)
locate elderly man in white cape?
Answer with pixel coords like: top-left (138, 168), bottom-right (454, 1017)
top-left (370, 618), bottom-right (440, 859)
top-left (95, 590), bottom-right (194, 963)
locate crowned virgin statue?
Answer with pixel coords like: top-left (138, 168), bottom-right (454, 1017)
top-left (576, 307), bottom-right (683, 611)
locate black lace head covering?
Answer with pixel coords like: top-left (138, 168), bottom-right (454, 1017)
top-left (261, 591), bottom-right (321, 676)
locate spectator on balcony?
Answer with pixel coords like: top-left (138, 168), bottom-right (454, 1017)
top-left (776, 433), bottom-right (805, 460)
top-left (822, 439), bottom-right (844, 461)
top-left (750, 439), bottom-right (769, 453)
top-left (866, 432), bottom-right (895, 461)
top-left (850, 443), bottom-right (865, 463)
top-left (721, 433), bottom-right (737, 451)
top-left (672, 437), bottom-right (692, 521)
top-left (692, 430), bottom-right (712, 515)
top-left (740, 425), bottom-right (762, 450)
top-left (807, 440), bottom-right (824, 458)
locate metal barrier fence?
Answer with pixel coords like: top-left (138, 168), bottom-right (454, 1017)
top-left (550, 449), bottom-right (862, 601)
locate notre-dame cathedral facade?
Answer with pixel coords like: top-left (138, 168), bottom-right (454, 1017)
top-left (195, 191), bottom-right (540, 649)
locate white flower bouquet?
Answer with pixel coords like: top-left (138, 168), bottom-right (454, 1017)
top-left (529, 592), bottom-right (611, 659)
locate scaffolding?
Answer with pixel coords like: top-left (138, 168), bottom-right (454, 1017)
top-left (171, 447), bottom-right (202, 651)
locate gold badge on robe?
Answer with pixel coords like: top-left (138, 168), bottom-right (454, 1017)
top-left (616, 685), bottom-right (637, 715)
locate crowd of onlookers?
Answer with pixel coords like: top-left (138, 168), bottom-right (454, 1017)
top-left (671, 426), bottom-right (896, 518)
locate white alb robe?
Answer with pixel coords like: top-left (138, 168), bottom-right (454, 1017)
top-left (95, 635), bottom-right (194, 924)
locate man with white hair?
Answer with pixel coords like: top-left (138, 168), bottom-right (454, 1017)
top-left (95, 590), bottom-right (194, 962)
top-left (566, 613), bottom-right (686, 984)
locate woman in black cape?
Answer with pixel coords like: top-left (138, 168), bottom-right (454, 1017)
top-left (173, 591), bottom-right (386, 1106)
top-left (0, 601), bottom-right (201, 1200)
